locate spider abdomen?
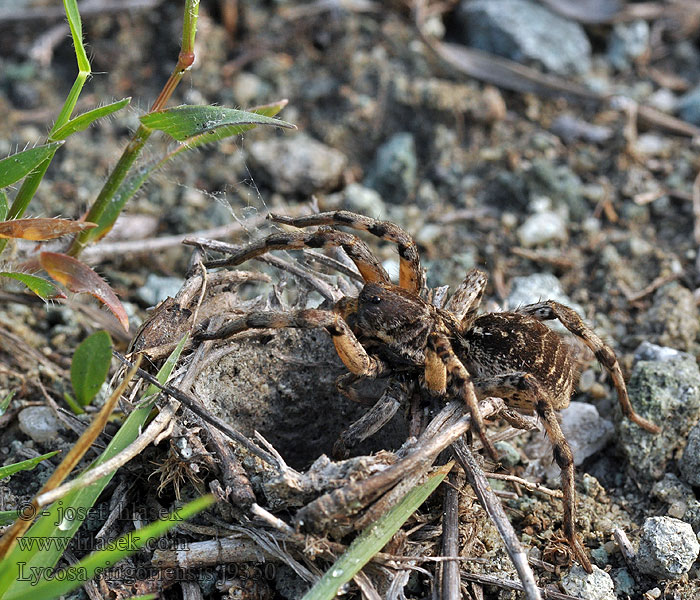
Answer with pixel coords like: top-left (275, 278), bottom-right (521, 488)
top-left (461, 312), bottom-right (578, 410)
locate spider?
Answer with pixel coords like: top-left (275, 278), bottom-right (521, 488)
top-left (197, 210), bottom-right (660, 573)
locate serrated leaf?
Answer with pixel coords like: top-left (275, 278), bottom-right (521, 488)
top-left (0, 142), bottom-right (64, 189)
top-left (0, 452), bottom-right (60, 481)
top-left (140, 105), bottom-right (294, 142)
top-left (51, 98), bottom-right (131, 140)
top-left (39, 252), bottom-right (129, 331)
top-left (71, 331), bottom-right (112, 406)
top-left (0, 272), bottom-right (63, 300)
top-left (0, 218), bottom-right (96, 241)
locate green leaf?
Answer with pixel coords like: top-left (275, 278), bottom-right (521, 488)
top-left (0, 272), bottom-right (61, 300)
top-left (0, 391), bottom-right (12, 416)
top-left (50, 0), bottom-right (91, 134)
top-left (0, 191), bottom-right (8, 221)
top-left (51, 98), bottom-right (131, 141)
top-left (63, 392), bottom-right (84, 415)
top-left (0, 143), bottom-right (64, 189)
top-left (0, 337), bottom-right (188, 597)
top-left (0, 452), bottom-right (59, 481)
top-left (3, 495), bottom-right (214, 600)
top-left (0, 511), bottom-right (18, 527)
top-left (140, 105), bottom-right (294, 142)
top-left (71, 331), bottom-right (112, 406)
top-left (302, 464), bottom-right (452, 600)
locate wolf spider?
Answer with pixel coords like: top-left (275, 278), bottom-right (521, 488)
top-left (198, 210), bottom-right (659, 573)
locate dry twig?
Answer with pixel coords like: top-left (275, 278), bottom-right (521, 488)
top-left (451, 438), bottom-right (542, 600)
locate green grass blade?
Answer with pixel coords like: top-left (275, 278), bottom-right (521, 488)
top-left (51, 98), bottom-right (131, 141)
top-left (0, 272), bottom-right (60, 300)
top-left (140, 105), bottom-right (294, 142)
top-left (302, 464), bottom-right (452, 600)
top-left (4, 495), bottom-right (214, 600)
top-left (0, 391), bottom-right (13, 416)
top-left (0, 513), bottom-right (18, 527)
top-left (0, 452), bottom-right (59, 481)
top-left (88, 167), bottom-right (150, 241)
top-left (51, 0), bottom-right (91, 133)
top-left (0, 143), bottom-right (64, 189)
top-left (71, 331), bottom-right (112, 406)
top-left (0, 191), bottom-right (7, 221)
top-left (0, 337), bottom-right (188, 597)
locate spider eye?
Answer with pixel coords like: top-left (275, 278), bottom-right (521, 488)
top-left (369, 295), bottom-right (382, 304)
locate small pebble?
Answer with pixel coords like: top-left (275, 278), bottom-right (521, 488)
top-left (636, 516), bottom-right (700, 579)
top-left (247, 134), bottom-right (348, 195)
top-left (364, 132), bottom-right (417, 203)
top-left (136, 274), bottom-right (184, 307)
top-left (516, 211), bottom-right (567, 247)
top-left (561, 564), bottom-right (616, 600)
top-left (680, 421), bottom-right (700, 486)
top-left (18, 406), bottom-right (61, 444)
top-left (494, 441), bottom-right (520, 467)
top-left (607, 20), bottom-right (650, 70)
top-left (342, 183), bottom-right (386, 218)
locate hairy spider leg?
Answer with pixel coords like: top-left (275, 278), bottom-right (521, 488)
top-left (518, 301), bottom-right (661, 434)
top-left (333, 376), bottom-right (413, 458)
top-left (445, 268), bottom-right (488, 328)
top-left (473, 371), bottom-right (593, 573)
top-left (426, 331), bottom-right (499, 461)
top-left (197, 308), bottom-right (390, 379)
top-left (204, 230), bottom-right (390, 286)
top-left (269, 211), bottom-right (424, 293)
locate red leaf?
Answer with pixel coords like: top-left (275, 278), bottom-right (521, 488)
top-left (0, 218), bottom-right (96, 241)
top-left (39, 252), bottom-right (129, 332)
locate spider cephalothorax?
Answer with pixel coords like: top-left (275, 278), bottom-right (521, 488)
top-left (198, 210), bottom-right (660, 573)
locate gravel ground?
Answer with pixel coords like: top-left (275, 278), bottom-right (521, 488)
top-left (1, 1), bottom-right (700, 599)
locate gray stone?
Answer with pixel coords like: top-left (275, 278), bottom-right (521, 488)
top-left (636, 516), bottom-right (700, 579)
top-left (517, 211), bottom-right (567, 247)
top-left (608, 20), bottom-right (650, 70)
top-left (247, 134), bottom-right (348, 195)
top-left (507, 273), bottom-right (585, 318)
top-left (18, 406), bottom-right (61, 444)
top-left (526, 402), bottom-right (614, 481)
top-left (494, 441), bottom-right (520, 467)
top-left (611, 568), bottom-right (635, 596)
top-left (136, 274), bottom-right (184, 307)
top-left (364, 132), bottom-right (417, 203)
top-left (524, 159), bottom-right (588, 220)
top-left (619, 344), bottom-right (700, 480)
top-left (456, 0), bottom-right (591, 76)
top-left (342, 183), bottom-right (385, 218)
top-left (677, 84), bottom-right (700, 126)
top-left (680, 421), bottom-right (700, 487)
top-left (639, 282), bottom-right (699, 353)
top-left (652, 473), bottom-right (700, 532)
top-left (561, 565), bottom-right (616, 600)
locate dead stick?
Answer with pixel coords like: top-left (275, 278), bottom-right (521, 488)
top-left (451, 438), bottom-right (541, 600)
top-left (440, 470), bottom-right (461, 600)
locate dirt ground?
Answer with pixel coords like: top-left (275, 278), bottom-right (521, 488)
top-left (1, 1), bottom-right (700, 599)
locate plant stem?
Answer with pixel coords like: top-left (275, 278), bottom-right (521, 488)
top-left (68, 0), bottom-right (199, 257)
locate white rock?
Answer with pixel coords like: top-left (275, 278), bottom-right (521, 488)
top-left (18, 406), bottom-right (61, 444)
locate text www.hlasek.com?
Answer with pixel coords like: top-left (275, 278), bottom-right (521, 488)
top-left (15, 535), bottom-right (179, 553)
